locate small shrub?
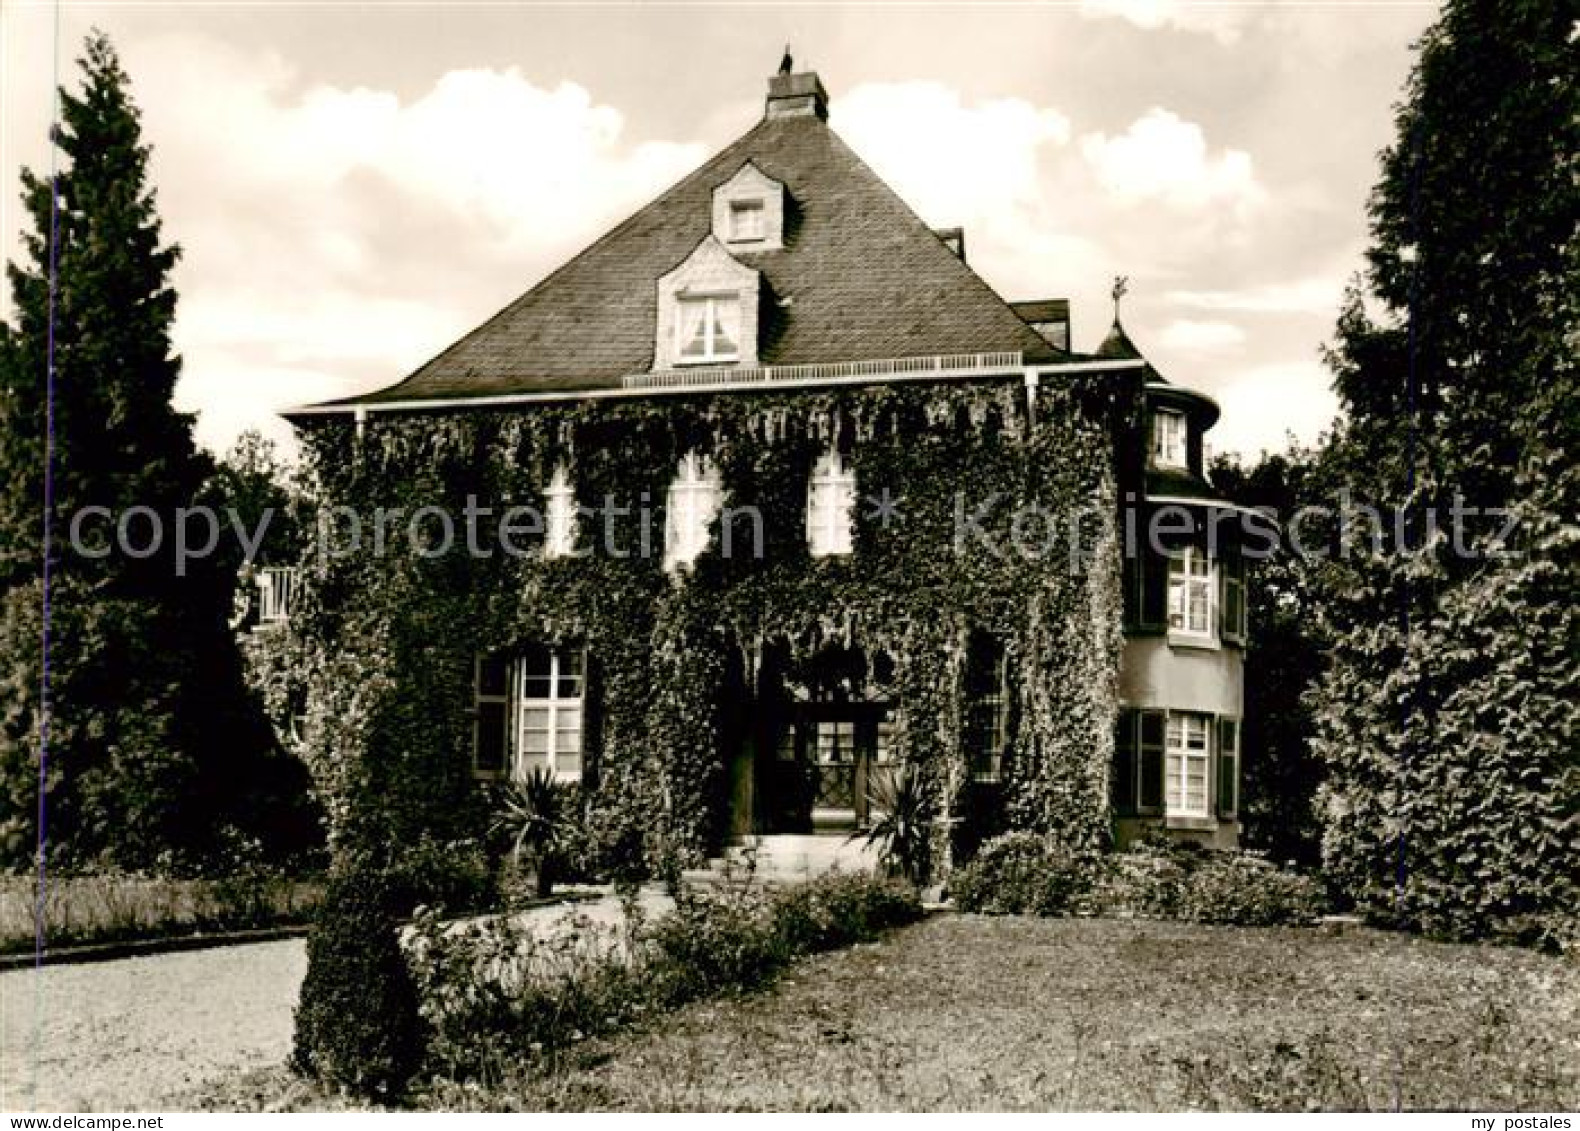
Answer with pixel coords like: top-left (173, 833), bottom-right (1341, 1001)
top-left (383, 834), bottom-right (493, 916)
top-left (771, 871), bottom-right (923, 953)
top-left (949, 835), bottom-right (1326, 927)
top-left (1086, 843), bottom-right (1325, 926)
top-left (291, 864), bottom-right (424, 1101)
top-left (1087, 847), bottom-right (1191, 920)
top-left (406, 870), bottom-right (922, 1087)
top-left (951, 832), bottom-right (1097, 916)
top-left (646, 887), bottom-right (788, 1005)
top-left (408, 906), bottom-right (640, 1081)
top-left (1179, 852), bottom-right (1327, 927)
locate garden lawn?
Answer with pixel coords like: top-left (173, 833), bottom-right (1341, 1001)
top-left (430, 914), bottom-right (1578, 1112)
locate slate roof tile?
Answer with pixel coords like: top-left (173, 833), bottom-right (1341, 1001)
top-left (324, 104), bottom-right (1057, 409)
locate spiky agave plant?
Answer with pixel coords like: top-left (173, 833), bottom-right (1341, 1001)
top-left (855, 766), bottom-right (932, 886)
top-left (492, 767), bottom-right (573, 899)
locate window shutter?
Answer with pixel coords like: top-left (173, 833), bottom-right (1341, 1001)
top-left (1236, 560), bottom-right (1249, 640)
top-left (1112, 710), bottom-right (1138, 815)
top-left (1122, 552), bottom-right (1140, 631)
top-left (473, 656), bottom-right (510, 778)
top-left (1221, 556), bottom-right (1246, 644)
top-left (1138, 548), bottom-right (1168, 632)
top-left (1138, 709), bottom-right (1165, 813)
top-left (1216, 717), bottom-right (1239, 817)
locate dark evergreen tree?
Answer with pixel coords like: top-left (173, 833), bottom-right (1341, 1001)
top-left (0, 33), bottom-right (314, 871)
top-left (1210, 449), bottom-right (1328, 869)
top-left (1312, 0), bottom-right (1578, 942)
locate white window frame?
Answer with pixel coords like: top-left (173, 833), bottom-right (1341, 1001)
top-left (544, 465), bottom-right (577, 559)
top-left (813, 719), bottom-right (857, 766)
top-left (514, 648), bottom-right (584, 784)
top-left (1167, 547), bottom-right (1217, 643)
top-left (806, 448), bottom-right (855, 557)
top-left (1165, 712), bottom-right (1211, 818)
top-left (728, 198), bottom-right (766, 242)
top-left (255, 566), bottom-right (297, 627)
top-left (663, 453), bottom-right (724, 572)
top-left (1152, 408), bottom-right (1188, 469)
top-left (674, 294), bottom-right (741, 365)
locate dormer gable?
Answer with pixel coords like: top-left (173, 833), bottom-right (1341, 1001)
top-left (654, 236), bottom-right (762, 369)
top-left (711, 161), bottom-right (786, 251)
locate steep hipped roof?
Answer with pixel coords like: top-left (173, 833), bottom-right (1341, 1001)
top-left (319, 92), bottom-right (1057, 409)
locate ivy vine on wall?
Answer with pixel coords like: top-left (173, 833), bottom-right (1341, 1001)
top-left (268, 375), bottom-right (1132, 881)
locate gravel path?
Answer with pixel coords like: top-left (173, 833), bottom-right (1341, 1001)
top-left (1, 938), bottom-right (307, 1112)
top-left (0, 891), bottom-right (671, 1112)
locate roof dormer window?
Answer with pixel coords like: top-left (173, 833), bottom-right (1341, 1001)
top-left (1152, 408), bottom-right (1188, 470)
top-left (729, 199), bottom-right (765, 242)
top-left (655, 237), bottom-right (759, 370)
top-left (712, 162), bottom-right (786, 250)
top-left (676, 294), bottom-right (741, 364)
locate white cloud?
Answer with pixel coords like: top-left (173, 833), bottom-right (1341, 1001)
top-left (1167, 274), bottom-right (1348, 315)
top-left (110, 32), bottom-right (711, 457)
top-left (1159, 318), bottom-right (1245, 352)
top-left (176, 292), bottom-right (468, 370)
top-left (1210, 360), bottom-right (1340, 458)
top-left (833, 81), bottom-right (1070, 225)
top-left (175, 358), bottom-right (381, 456)
top-left (1078, 0), bottom-right (1257, 44)
top-left (0, 27), bottom-right (1369, 465)
top-left (1082, 109), bottom-right (1262, 211)
top-left (830, 82), bottom-right (1110, 302)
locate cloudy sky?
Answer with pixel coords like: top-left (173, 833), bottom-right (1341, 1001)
top-left (1, 1), bottom-right (1438, 459)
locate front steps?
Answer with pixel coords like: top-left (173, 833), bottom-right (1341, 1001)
top-left (687, 834), bottom-right (882, 887)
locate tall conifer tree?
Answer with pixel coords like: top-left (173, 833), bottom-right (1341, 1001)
top-left (1313, 0), bottom-right (1577, 941)
top-left (0, 33), bottom-right (313, 870)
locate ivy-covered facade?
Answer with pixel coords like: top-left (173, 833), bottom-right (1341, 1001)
top-left (260, 66), bottom-right (1248, 876)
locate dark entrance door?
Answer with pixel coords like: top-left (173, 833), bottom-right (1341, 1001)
top-left (762, 704), bottom-right (893, 832)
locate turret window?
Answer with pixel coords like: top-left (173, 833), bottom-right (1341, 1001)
top-left (1152, 408), bottom-right (1187, 469)
top-left (1167, 547), bottom-right (1216, 640)
top-left (1165, 712), bottom-right (1212, 818)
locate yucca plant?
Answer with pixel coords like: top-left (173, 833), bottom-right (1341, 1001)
top-left (492, 768), bottom-right (574, 899)
top-left (854, 766), bottom-right (932, 886)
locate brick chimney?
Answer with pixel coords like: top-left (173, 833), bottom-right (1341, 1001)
top-left (766, 71), bottom-right (829, 121)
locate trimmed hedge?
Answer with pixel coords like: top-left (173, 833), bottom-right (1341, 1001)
top-left (291, 864), bottom-right (424, 1100)
top-left (952, 833), bottom-right (1326, 927)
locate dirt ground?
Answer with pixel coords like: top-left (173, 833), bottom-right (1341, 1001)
top-left (0, 938), bottom-right (307, 1111)
top-left (0, 890), bottom-right (667, 1112)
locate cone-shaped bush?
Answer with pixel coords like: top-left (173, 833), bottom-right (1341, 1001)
top-left (291, 858), bottom-right (423, 1101)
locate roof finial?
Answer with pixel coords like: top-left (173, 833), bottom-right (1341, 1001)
top-left (779, 45), bottom-right (794, 75)
top-left (1111, 275), bottom-right (1129, 325)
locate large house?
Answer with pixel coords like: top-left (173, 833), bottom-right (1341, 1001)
top-left (268, 65), bottom-right (1249, 874)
